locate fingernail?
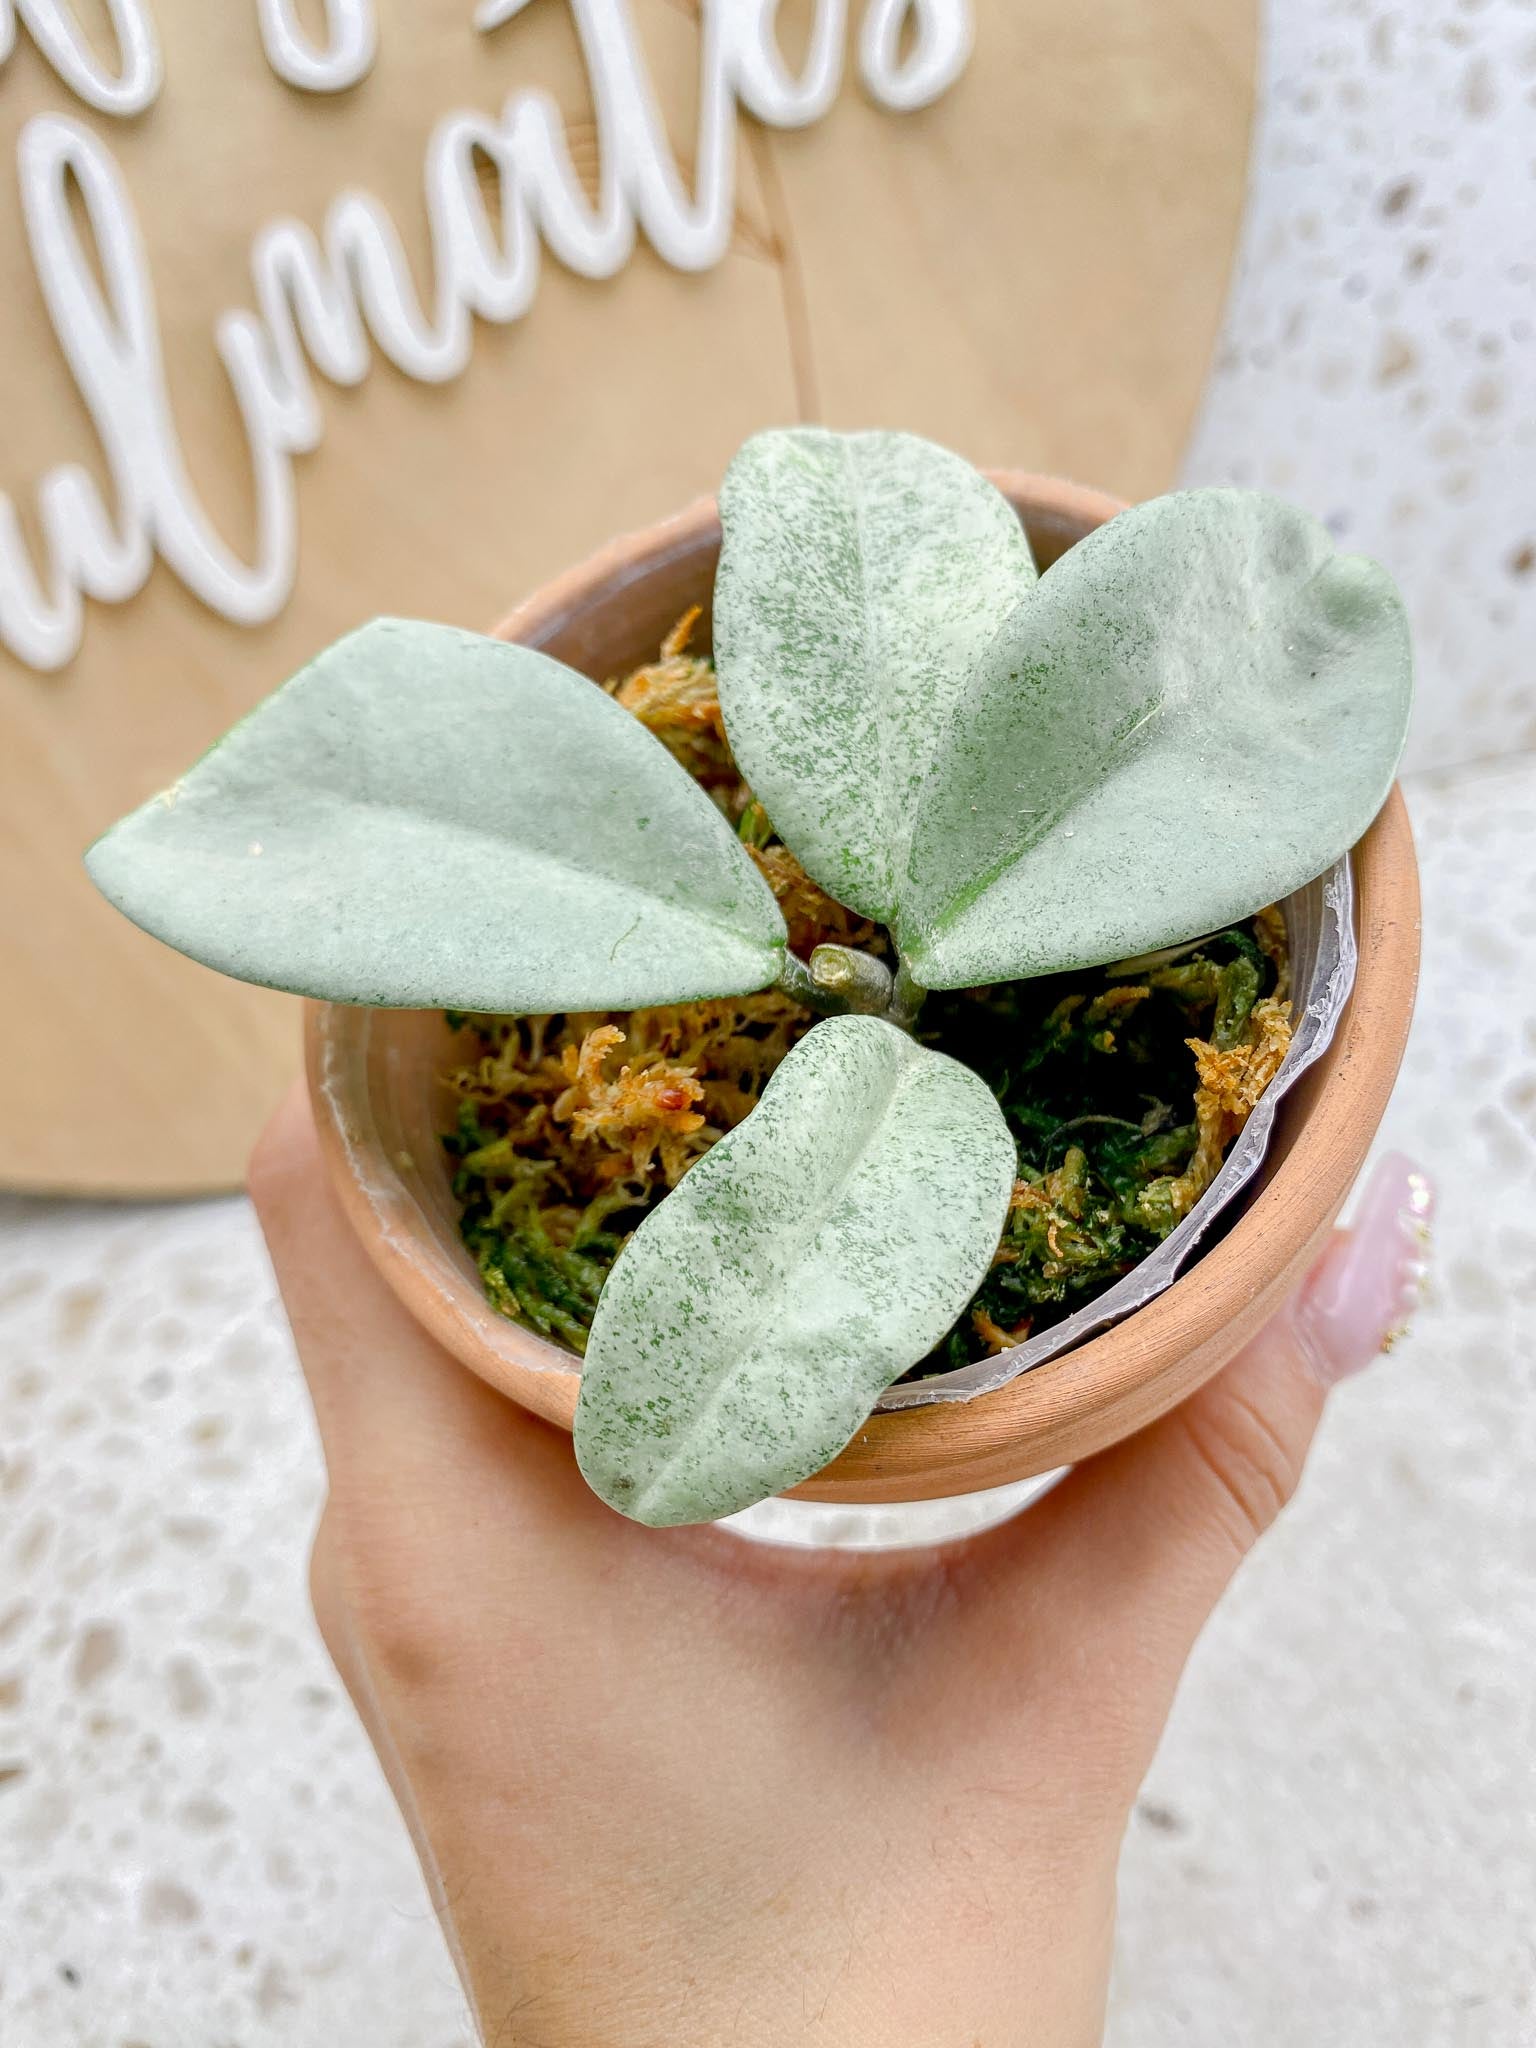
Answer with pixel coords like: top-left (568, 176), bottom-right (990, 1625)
top-left (1295, 1152), bottom-right (1434, 1388)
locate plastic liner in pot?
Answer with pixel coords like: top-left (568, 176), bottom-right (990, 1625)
top-left (876, 857), bottom-right (1357, 1411)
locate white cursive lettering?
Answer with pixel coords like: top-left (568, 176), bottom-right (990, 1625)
top-left (1, 0), bottom-right (973, 671)
top-left (859, 0), bottom-right (972, 111)
top-left (0, 0), bottom-right (160, 116)
top-left (256, 0), bottom-right (376, 94)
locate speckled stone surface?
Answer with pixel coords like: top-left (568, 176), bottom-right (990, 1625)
top-left (0, 1196), bottom-right (475, 2045)
top-left (3, 748), bottom-right (1531, 2045)
top-left (1184, 0), bottom-right (1536, 780)
top-left (1107, 749), bottom-right (1536, 2048)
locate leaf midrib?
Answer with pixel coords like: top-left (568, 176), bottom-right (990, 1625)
top-left (841, 438), bottom-right (897, 917)
top-left (626, 1041), bottom-right (915, 1519)
top-left (203, 784), bottom-right (783, 956)
top-left (908, 623), bottom-right (1170, 951)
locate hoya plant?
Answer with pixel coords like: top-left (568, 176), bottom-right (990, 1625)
top-left (87, 429), bottom-right (1411, 1527)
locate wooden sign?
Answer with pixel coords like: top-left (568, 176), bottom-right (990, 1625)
top-left (0, 0), bottom-right (1255, 1192)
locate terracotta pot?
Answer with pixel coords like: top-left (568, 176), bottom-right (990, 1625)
top-left (306, 476), bottom-right (1421, 1506)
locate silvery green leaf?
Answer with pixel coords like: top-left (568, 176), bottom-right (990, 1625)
top-left (899, 490), bottom-right (1412, 987)
top-left (86, 619), bottom-right (787, 1012)
top-left (713, 427), bottom-right (1036, 922)
top-left (574, 1014), bottom-right (1016, 1527)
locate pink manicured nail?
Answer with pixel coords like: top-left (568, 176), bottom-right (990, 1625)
top-left (1295, 1151), bottom-right (1434, 1388)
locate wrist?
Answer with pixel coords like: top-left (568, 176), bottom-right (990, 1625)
top-left (458, 1895), bottom-right (1114, 2048)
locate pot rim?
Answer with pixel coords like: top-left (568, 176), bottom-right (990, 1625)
top-left (306, 473), bottom-right (1421, 1504)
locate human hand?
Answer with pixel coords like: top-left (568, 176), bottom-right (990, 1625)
top-left (251, 1086), bottom-right (1431, 2048)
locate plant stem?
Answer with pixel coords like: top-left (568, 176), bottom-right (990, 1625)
top-left (776, 946), bottom-right (928, 1031)
top-left (889, 956), bottom-right (928, 1029)
top-left (776, 949), bottom-right (853, 1016)
top-left (810, 944), bottom-right (894, 1016)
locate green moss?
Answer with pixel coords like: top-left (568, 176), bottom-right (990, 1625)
top-left (912, 920), bottom-right (1280, 1371)
top-left (445, 1103), bottom-right (628, 1354)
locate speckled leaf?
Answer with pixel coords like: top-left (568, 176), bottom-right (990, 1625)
top-left (86, 618), bottom-right (787, 1012)
top-left (574, 1014), bottom-right (1016, 1527)
top-left (899, 490), bottom-right (1412, 987)
top-left (713, 427), bottom-right (1036, 922)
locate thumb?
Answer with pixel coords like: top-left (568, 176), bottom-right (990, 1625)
top-left (1002, 1151), bottom-right (1433, 1739)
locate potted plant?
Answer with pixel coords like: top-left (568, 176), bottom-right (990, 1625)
top-left (87, 430), bottom-right (1418, 1527)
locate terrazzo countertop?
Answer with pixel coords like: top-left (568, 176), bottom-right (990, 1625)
top-left (1110, 750), bottom-right (1536, 2047)
top-left (1182, 0), bottom-right (1536, 783)
top-left (3, 749), bottom-right (1532, 2046)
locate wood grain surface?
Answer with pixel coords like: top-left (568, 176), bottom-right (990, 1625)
top-left (1, 0), bottom-right (1258, 1191)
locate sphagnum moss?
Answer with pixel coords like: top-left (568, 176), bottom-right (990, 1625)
top-left (443, 620), bottom-right (1293, 1374)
